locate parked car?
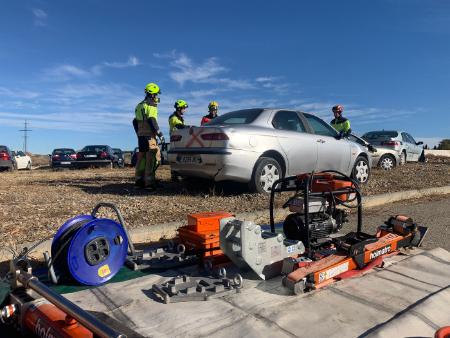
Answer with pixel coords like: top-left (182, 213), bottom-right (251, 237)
top-left (347, 134), bottom-right (400, 170)
top-left (131, 143), bottom-right (170, 167)
top-left (0, 145), bottom-right (17, 171)
top-left (361, 130), bottom-right (424, 165)
top-left (168, 108), bottom-right (372, 193)
top-left (50, 148), bottom-right (77, 169)
top-left (12, 150), bottom-right (32, 170)
top-left (112, 148), bottom-right (125, 168)
top-left (75, 145), bottom-right (119, 168)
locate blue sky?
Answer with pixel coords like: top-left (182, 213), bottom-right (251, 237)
top-left (1, 0), bottom-right (449, 153)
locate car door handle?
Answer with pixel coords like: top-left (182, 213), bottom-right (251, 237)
top-left (316, 139), bottom-right (325, 143)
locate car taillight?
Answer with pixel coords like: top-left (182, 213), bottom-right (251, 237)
top-left (170, 135), bottom-right (182, 142)
top-left (52, 154), bottom-right (60, 160)
top-left (200, 133), bottom-right (229, 141)
top-left (70, 154), bottom-right (77, 160)
top-left (99, 151), bottom-right (108, 158)
top-left (0, 152), bottom-right (10, 160)
top-left (76, 153), bottom-right (82, 159)
top-left (381, 140), bottom-right (401, 147)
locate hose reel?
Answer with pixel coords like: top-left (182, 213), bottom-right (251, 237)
top-left (49, 203), bottom-right (133, 286)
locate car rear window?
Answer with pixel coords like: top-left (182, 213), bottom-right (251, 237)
top-left (112, 148), bottom-right (122, 154)
top-left (81, 146), bottom-right (108, 152)
top-left (206, 109), bottom-right (263, 125)
top-left (53, 149), bottom-right (75, 155)
top-left (362, 131), bottom-right (398, 140)
top-left (0, 146), bottom-right (7, 152)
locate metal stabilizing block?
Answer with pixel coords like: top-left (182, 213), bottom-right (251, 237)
top-left (126, 243), bottom-right (198, 271)
top-left (220, 219), bottom-right (305, 279)
top-left (151, 273), bottom-right (243, 304)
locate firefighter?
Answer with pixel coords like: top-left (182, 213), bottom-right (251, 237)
top-left (133, 83), bottom-right (165, 190)
top-left (330, 104), bottom-right (351, 136)
top-left (201, 101), bottom-right (219, 125)
top-left (169, 100), bottom-right (188, 134)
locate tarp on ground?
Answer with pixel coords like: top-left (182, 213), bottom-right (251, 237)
top-left (63, 248), bottom-right (450, 338)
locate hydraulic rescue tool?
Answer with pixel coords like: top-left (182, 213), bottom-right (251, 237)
top-left (1, 252), bottom-right (126, 337)
top-left (267, 171), bottom-right (428, 294)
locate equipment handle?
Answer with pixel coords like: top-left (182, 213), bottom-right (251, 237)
top-left (91, 202), bottom-right (136, 257)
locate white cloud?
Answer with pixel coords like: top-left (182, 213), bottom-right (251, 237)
top-left (0, 87), bottom-right (40, 99)
top-left (42, 56), bottom-right (141, 81)
top-left (32, 8), bottom-right (48, 27)
top-left (169, 53), bottom-right (228, 86)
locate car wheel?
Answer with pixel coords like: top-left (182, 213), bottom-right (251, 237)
top-left (400, 151), bottom-right (406, 166)
top-left (249, 157), bottom-right (282, 194)
top-left (352, 156), bottom-right (370, 184)
top-left (378, 154), bottom-right (396, 171)
top-left (26, 161), bottom-right (32, 170)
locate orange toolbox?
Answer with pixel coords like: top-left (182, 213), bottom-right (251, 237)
top-left (186, 211), bottom-right (233, 232)
top-left (178, 227), bottom-right (222, 257)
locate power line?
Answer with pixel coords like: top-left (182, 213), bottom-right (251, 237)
top-left (19, 120), bottom-right (32, 153)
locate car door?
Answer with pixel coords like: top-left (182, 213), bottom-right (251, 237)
top-left (401, 132), bottom-right (415, 161)
top-left (406, 133), bottom-right (421, 161)
top-left (302, 113), bottom-right (352, 173)
top-left (15, 151), bottom-right (27, 169)
top-left (271, 110), bottom-right (318, 175)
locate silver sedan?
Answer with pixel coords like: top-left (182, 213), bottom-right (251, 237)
top-left (168, 108), bottom-right (372, 193)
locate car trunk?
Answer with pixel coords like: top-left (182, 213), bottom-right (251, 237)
top-left (77, 150), bottom-right (107, 161)
top-left (362, 132), bottom-right (401, 150)
top-left (171, 126), bottom-right (230, 149)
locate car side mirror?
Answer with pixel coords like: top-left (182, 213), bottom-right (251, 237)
top-left (416, 141), bottom-right (423, 145)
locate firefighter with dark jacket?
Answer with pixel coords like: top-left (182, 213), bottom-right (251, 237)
top-left (169, 100), bottom-right (188, 135)
top-left (133, 83), bottom-right (165, 190)
top-left (201, 101), bottom-right (219, 125)
top-left (330, 105), bottom-right (351, 136)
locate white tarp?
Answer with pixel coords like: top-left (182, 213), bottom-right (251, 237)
top-left (65, 248), bottom-right (450, 338)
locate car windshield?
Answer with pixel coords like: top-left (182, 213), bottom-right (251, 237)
top-left (81, 145), bottom-right (108, 152)
top-left (53, 149), bottom-right (75, 155)
top-left (362, 131), bottom-right (398, 140)
top-left (206, 109), bottom-right (263, 125)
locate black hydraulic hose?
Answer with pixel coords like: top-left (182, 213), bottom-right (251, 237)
top-left (91, 202), bottom-right (136, 257)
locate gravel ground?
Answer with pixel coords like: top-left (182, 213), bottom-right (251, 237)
top-left (0, 156), bottom-right (449, 246)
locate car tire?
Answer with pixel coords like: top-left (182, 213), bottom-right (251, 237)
top-left (400, 151), bottom-right (406, 166)
top-left (352, 156), bottom-right (370, 184)
top-left (26, 161), bottom-right (32, 170)
top-left (249, 157), bottom-right (282, 194)
top-left (378, 154), bottom-right (396, 171)
top-left (7, 164), bottom-right (15, 172)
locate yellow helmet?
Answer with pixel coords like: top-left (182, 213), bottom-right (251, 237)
top-left (208, 101), bottom-right (219, 110)
top-left (144, 83), bottom-right (160, 95)
top-left (174, 99), bottom-right (188, 109)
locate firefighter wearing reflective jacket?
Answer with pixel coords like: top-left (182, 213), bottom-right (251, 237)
top-left (330, 105), bottom-right (351, 136)
top-left (201, 101), bottom-right (219, 125)
top-left (169, 100), bottom-right (188, 135)
top-left (133, 83), bottom-right (165, 189)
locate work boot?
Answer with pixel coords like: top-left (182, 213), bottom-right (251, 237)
top-left (134, 178), bottom-right (144, 189)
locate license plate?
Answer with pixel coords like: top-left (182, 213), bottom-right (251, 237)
top-left (85, 155), bottom-right (97, 158)
top-left (60, 161), bottom-right (71, 164)
top-left (179, 155), bottom-right (201, 164)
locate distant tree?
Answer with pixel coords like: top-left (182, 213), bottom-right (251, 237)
top-left (424, 144), bottom-right (428, 149)
top-left (437, 139), bottom-right (450, 150)
top-left (433, 145), bottom-right (438, 150)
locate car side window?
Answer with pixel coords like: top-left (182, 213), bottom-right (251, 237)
top-left (303, 114), bottom-right (338, 137)
top-left (401, 132), bottom-right (409, 143)
top-left (272, 110), bottom-right (306, 132)
top-left (406, 133), bottom-right (416, 144)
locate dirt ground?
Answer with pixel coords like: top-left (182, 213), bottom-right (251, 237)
top-left (0, 156), bottom-right (449, 246)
